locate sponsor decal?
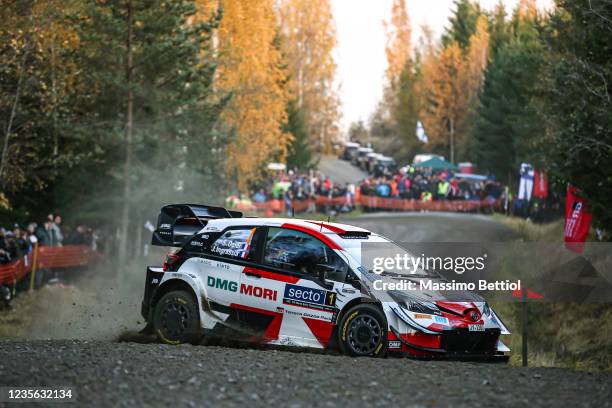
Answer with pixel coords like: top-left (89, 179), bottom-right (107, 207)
top-left (388, 340), bottom-right (401, 349)
top-left (433, 316), bottom-right (449, 325)
top-left (206, 276), bottom-right (277, 301)
top-left (207, 276), bottom-right (238, 292)
top-left (413, 313), bottom-right (431, 319)
top-left (190, 240), bottom-right (204, 247)
top-left (284, 309), bottom-right (333, 321)
top-left (283, 284), bottom-right (336, 311)
top-left (240, 283), bottom-right (277, 301)
top-left (160, 223), bottom-right (171, 230)
top-left (468, 324), bottom-right (484, 332)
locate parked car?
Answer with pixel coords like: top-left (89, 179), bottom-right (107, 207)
top-left (339, 142), bottom-right (360, 160)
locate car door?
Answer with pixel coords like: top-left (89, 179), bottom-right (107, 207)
top-left (238, 227), bottom-right (349, 347)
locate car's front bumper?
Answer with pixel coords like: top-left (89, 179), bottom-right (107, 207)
top-left (388, 326), bottom-right (508, 359)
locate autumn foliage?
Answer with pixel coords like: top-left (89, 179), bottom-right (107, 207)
top-left (214, 0), bottom-right (292, 192)
top-left (279, 0), bottom-right (340, 153)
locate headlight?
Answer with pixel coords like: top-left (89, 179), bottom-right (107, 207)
top-left (406, 299), bottom-right (440, 315)
top-left (482, 302), bottom-right (492, 317)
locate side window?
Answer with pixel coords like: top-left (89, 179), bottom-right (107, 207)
top-left (186, 232), bottom-right (218, 253)
top-left (210, 227), bottom-right (258, 261)
top-left (263, 227), bottom-right (348, 281)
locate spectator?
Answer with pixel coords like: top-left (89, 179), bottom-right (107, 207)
top-left (50, 214), bottom-right (64, 247)
top-left (67, 225), bottom-right (89, 245)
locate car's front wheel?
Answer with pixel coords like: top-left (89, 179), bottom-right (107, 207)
top-left (338, 304), bottom-right (387, 357)
top-left (153, 290), bottom-right (201, 345)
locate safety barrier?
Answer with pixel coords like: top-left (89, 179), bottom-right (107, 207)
top-left (358, 195), bottom-right (501, 212)
top-left (232, 195), bottom-right (500, 214)
top-left (0, 245), bottom-right (93, 286)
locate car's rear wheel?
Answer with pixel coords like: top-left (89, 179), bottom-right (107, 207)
top-left (338, 304), bottom-right (387, 357)
top-left (153, 290), bottom-right (201, 345)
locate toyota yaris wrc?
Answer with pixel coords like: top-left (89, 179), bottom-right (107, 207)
top-left (141, 204), bottom-right (511, 360)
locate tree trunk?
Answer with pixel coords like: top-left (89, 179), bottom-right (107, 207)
top-left (51, 33), bottom-right (59, 157)
top-left (118, 0), bottom-right (134, 272)
top-left (0, 46), bottom-right (29, 182)
top-left (449, 117), bottom-right (455, 164)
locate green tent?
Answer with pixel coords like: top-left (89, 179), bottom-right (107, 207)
top-left (413, 157), bottom-right (459, 171)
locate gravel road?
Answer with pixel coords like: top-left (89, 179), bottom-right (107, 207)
top-left (318, 155), bottom-right (368, 184)
top-left (0, 340), bottom-right (610, 408)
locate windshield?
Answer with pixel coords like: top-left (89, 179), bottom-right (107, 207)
top-left (342, 234), bottom-right (438, 278)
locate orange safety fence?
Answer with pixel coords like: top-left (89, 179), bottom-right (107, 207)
top-left (358, 195), bottom-right (501, 212)
top-left (0, 245), bottom-right (94, 286)
top-left (234, 196), bottom-right (351, 214)
top-left (234, 195), bottom-right (500, 214)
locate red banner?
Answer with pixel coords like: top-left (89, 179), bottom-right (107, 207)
top-left (533, 171), bottom-right (548, 198)
top-left (564, 185), bottom-right (592, 253)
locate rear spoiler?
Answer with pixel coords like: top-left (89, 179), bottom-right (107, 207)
top-left (151, 204), bottom-right (243, 247)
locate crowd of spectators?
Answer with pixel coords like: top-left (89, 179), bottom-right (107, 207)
top-left (0, 214), bottom-right (99, 265)
top-left (358, 166), bottom-right (505, 204)
top-left (243, 169), bottom-right (356, 215)
top-left (231, 165), bottom-right (507, 216)
top-left (0, 214), bottom-right (100, 307)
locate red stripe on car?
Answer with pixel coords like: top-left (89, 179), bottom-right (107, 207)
top-left (281, 223), bottom-right (342, 250)
top-left (229, 303), bottom-right (284, 341)
top-left (243, 266), bottom-right (300, 284)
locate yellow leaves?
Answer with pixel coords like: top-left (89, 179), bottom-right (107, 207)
top-left (464, 15), bottom-right (490, 91)
top-left (0, 193), bottom-right (9, 210)
top-left (384, 0), bottom-right (412, 89)
top-left (516, 0), bottom-right (538, 22)
top-left (278, 0), bottom-right (340, 152)
top-left (419, 17), bottom-right (490, 160)
top-left (216, 0), bottom-right (291, 192)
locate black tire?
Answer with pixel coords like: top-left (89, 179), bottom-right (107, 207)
top-left (152, 290), bottom-right (202, 345)
top-left (338, 304), bottom-right (387, 357)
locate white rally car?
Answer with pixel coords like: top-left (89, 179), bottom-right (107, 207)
top-left (141, 204), bottom-right (510, 359)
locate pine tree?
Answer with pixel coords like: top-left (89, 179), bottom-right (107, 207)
top-left (442, 0), bottom-right (483, 52)
top-left (540, 0), bottom-right (612, 232)
top-left (471, 8), bottom-right (544, 184)
top-left (63, 0), bottom-right (227, 263)
top-left (285, 100), bottom-right (315, 171)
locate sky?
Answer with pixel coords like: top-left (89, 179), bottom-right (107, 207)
top-left (331, 0), bottom-right (554, 134)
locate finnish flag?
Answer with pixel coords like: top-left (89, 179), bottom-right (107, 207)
top-left (416, 121), bottom-right (428, 143)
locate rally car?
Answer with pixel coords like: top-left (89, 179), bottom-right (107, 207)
top-left (141, 204), bottom-right (511, 360)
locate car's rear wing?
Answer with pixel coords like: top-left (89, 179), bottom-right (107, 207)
top-left (151, 204), bottom-right (243, 247)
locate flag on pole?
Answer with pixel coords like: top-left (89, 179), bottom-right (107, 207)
top-left (416, 121), bottom-right (428, 143)
top-left (533, 171), bottom-right (548, 198)
top-left (564, 185), bottom-right (592, 253)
